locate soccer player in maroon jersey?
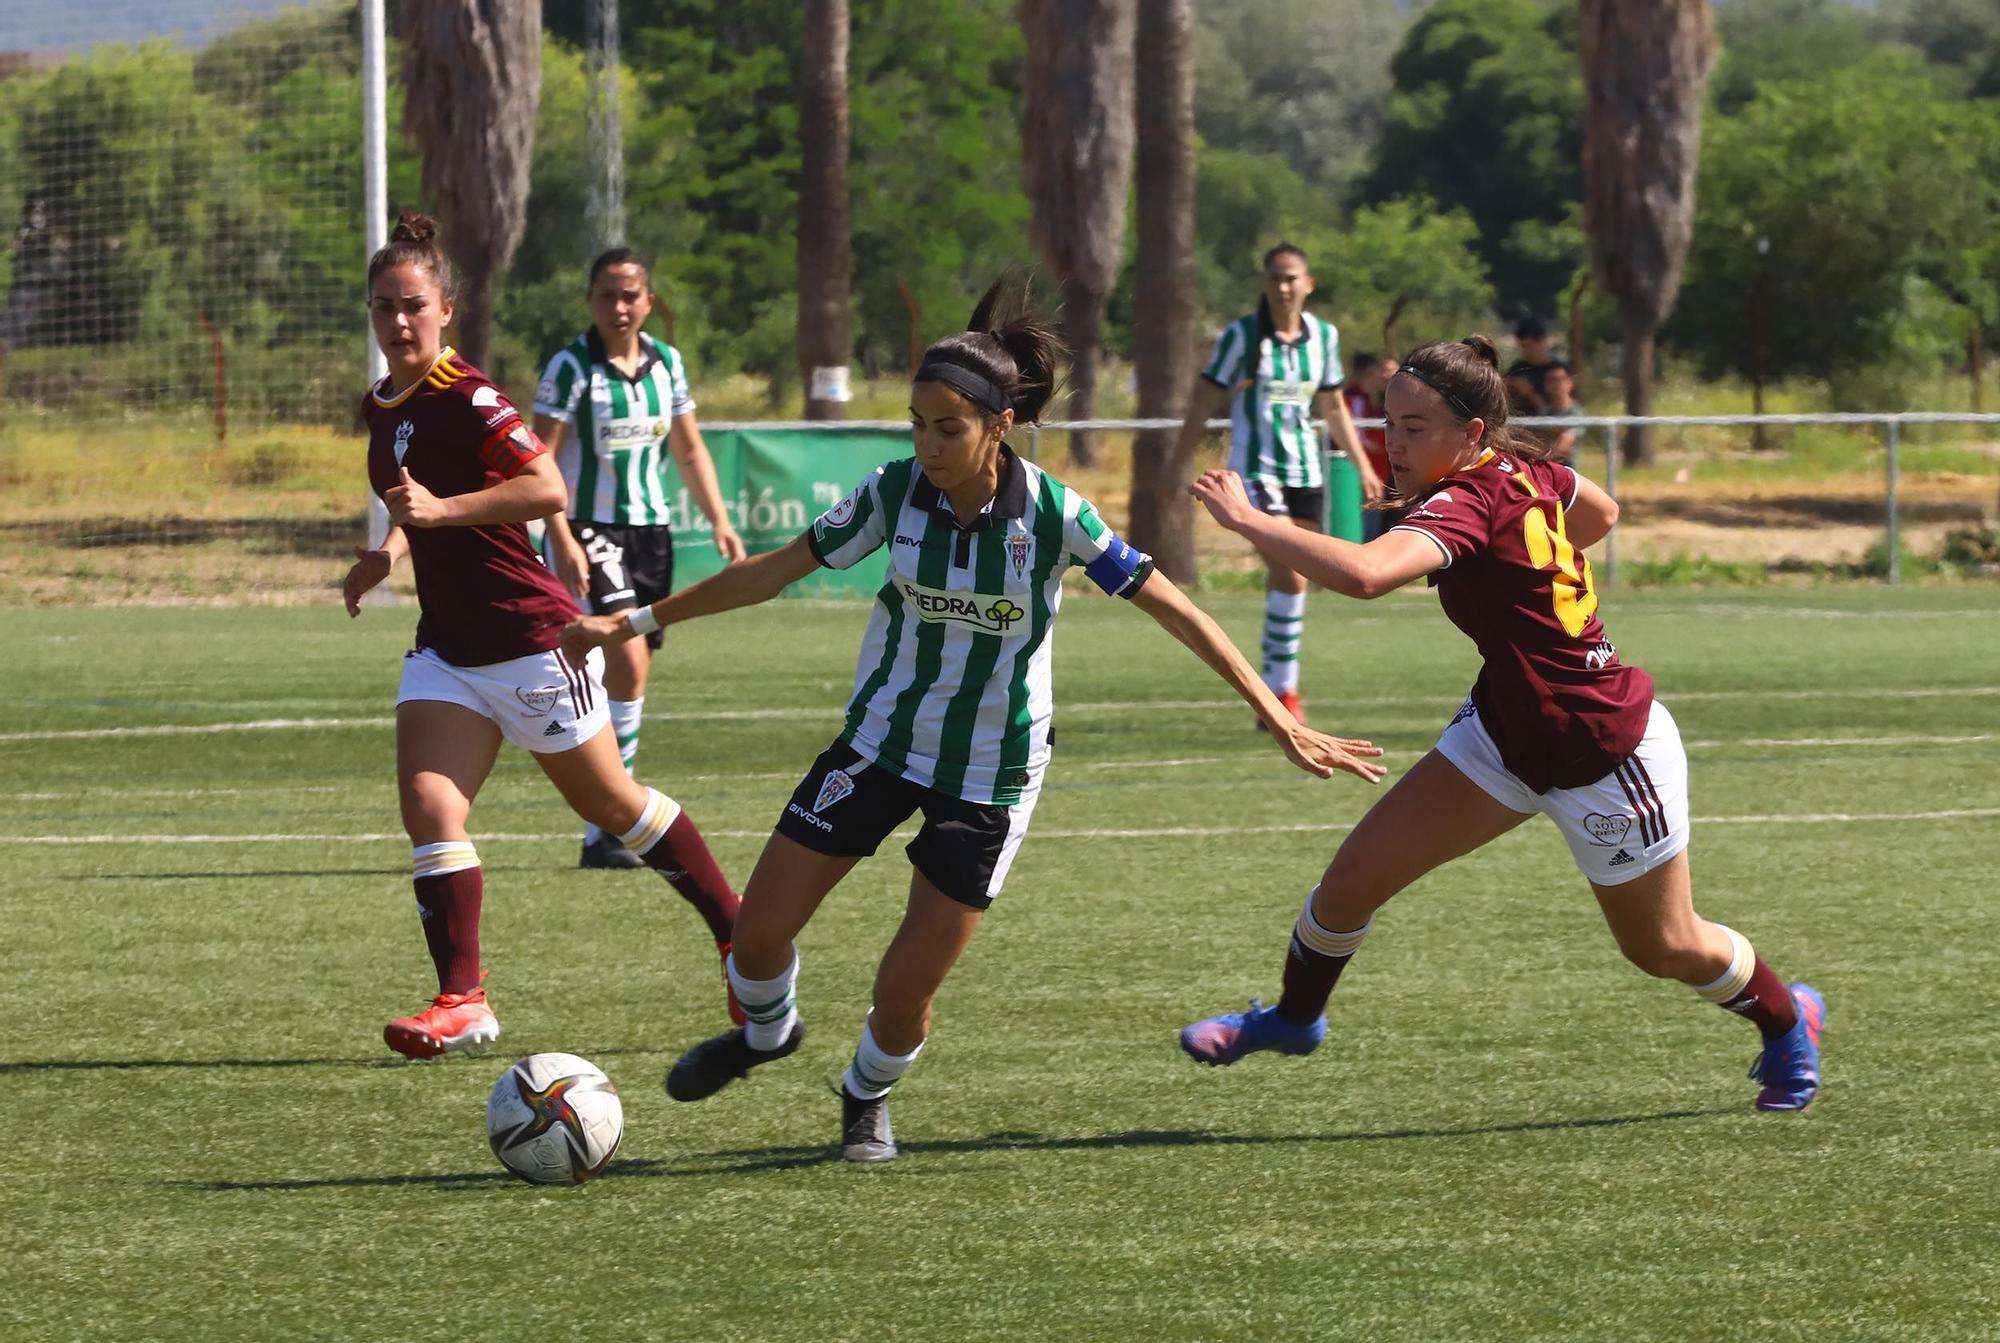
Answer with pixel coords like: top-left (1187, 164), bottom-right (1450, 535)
top-left (341, 213), bottom-right (745, 1059)
top-left (1178, 334), bottom-right (1826, 1112)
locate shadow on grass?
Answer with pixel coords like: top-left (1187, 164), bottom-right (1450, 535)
top-left (79, 870), bottom-right (407, 882)
top-left (0, 1045), bottom-right (669, 1075)
top-left (172, 1107), bottom-right (1734, 1191)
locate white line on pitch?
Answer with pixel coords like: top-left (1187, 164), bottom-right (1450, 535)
top-left (4, 807), bottom-right (1994, 845)
top-left (4, 685), bottom-right (1996, 743)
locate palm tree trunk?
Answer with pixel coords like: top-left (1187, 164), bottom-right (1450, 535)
top-left (1020, 0), bottom-right (1137, 467)
top-left (1128, 0), bottom-right (1197, 580)
top-left (1618, 310), bottom-right (1654, 468)
top-left (797, 0), bottom-right (852, 420)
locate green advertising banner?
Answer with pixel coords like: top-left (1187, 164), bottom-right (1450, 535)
top-left (658, 428), bottom-right (910, 597)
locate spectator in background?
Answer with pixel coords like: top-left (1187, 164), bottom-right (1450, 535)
top-left (1505, 315), bottom-right (1557, 414)
top-left (1538, 360), bottom-right (1584, 463)
top-left (1343, 352), bottom-right (1396, 538)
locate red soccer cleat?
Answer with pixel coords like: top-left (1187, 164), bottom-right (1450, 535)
top-left (384, 983), bottom-right (500, 1060)
top-left (719, 941), bottom-right (748, 1026)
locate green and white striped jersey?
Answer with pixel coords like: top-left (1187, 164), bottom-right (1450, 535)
top-left (808, 449), bottom-right (1154, 806)
top-left (534, 330), bottom-right (696, 526)
top-left (1200, 311), bottom-right (1345, 489)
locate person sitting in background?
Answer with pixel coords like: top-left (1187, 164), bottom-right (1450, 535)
top-left (1539, 360), bottom-right (1584, 463)
top-left (1505, 315), bottom-right (1557, 415)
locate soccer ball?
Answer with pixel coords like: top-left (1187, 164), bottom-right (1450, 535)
top-left (485, 1052), bottom-right (624, 1186)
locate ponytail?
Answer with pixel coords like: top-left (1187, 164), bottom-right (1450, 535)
top-left (916, 273), bottom-right (1068, 426)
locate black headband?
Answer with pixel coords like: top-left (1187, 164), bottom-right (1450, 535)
top-left (1393, 363), bottom-right (1477, 422)
top-left (916, 359), bottom-right (1010, 415)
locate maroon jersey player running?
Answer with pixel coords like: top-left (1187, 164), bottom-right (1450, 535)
top-left (1179, 335), bottom-right (1826, 1112)
top-left (343, 213), bottom-right (744, 1059)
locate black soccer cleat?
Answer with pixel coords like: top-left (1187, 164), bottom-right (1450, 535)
top-left (840, 1085), bottom-right (897, 1163)
top-left (665, 1019), bottom-right (806, 1102)
top-left (579, 833), bottom-right (645, 870)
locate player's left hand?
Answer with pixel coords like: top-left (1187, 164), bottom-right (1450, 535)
top-left (560, 612), bottom-right (631, 662)
top-left (1280, 725), bottom-right (1386, 784)
top-left (713, 524), bottom-right (748, 564)
top-left (1189, 469), bottom-right (1259, 531)
top-left (385, 467), bottom-right (451, 527)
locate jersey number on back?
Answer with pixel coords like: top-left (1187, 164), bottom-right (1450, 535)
top-left (1522, 502), bottom-right (1598, 638)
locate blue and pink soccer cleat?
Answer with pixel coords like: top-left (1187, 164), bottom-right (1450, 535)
top-left (1180, 998), bottom-right (1326, 1066)
top-left (1750, 983), bottom-right (1825, 1112)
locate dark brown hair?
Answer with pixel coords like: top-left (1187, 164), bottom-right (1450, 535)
top-left (1394, 333), bottom-right (1552, 462)
top-left (588, 245), bottom-right (651, 290)
top-left (1257, 241), bottom-right (1310, 331)
top-left (916, 274), bottom-right (1067, 425)
top-left (366, 211), bottom-right (459, 301)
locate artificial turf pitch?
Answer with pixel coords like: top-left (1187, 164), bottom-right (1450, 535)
top-left (3, 586), bottom-right (1995, 1341)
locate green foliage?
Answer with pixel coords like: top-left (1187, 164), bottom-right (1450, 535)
top-left (1667, 63), bottom-right (1991, 389)
top-left (1359, 0), bottom-right (1581, 316)
top-left (1313, 198), bottom-right (1497, 353)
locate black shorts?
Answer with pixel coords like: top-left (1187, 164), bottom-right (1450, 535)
top-left (573, 522), bottom-right (674, 650)
top-left (1245, 480), bottom-right (1325, 526)
top-left (774, 741), bottom-right (1039, 910)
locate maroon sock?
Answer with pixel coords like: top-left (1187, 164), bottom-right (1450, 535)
top-left (1721, 956), bottom-right (1799, 1041)
top-left (1276, 932), bottom-right (1357, 1025)
top-left (414, 868), bottom-right (483, 995)
top-left (639, 811), bottom-right (741, 944)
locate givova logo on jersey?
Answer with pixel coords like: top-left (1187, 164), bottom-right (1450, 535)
top-left (895, 579), bottom-right (1024, 633)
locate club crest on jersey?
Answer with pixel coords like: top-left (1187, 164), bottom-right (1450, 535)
top-left (1583, 813), bottom-right (1632, 846)
top-left (515, 685), bottom-right (561, 717)
top-left (812, 768), bottom-right (856, 813)
top-left (393, 419), bottom-right (415, 464)
top-left (1008, 530), bottom-right (1033, 580)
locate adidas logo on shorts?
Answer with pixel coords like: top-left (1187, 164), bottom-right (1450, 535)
top-left (1608, 849), bottom-right (1634, 867)
top-left (543, 720), bottom-right (566, 737)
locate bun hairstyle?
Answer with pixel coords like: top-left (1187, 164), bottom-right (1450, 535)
top-left (366, 210), bottom-right (459, 300)
top-left (1393, 332), bottom-right (1553, 462)
top-left (914, 273), bottom-right (1067, 426)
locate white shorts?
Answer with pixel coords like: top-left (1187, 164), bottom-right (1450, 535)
top-left (396, 645), bottom-right (611, 754)
top-left (1434, 698), bottom-right (1690, 887)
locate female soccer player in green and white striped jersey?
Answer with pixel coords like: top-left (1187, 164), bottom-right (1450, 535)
top-left (534, 249), bottom-right (747, 869)
top-left (1172, 243), bottom-right (1385, 726)
top-left (563, 279), bottom-right (1385, 1162)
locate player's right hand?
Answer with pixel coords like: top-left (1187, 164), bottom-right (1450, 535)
top-left (560, 612), bottom-right (630, 661)
top-left (1281, 725), bottom-right (1386, 784)
top-left (551, 537), bottom-right (590, 600)
top-left (342, 546), bottom-right (392, 617)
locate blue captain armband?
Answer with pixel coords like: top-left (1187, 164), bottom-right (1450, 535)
top-left (1085, 535), bottom-right (1155, 599)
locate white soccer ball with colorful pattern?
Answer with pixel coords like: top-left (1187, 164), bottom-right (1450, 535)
top-left (486, 1053), bottom-right (624, 1185)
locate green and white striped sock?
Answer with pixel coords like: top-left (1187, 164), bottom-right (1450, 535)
top-left (584, 697), bottom-right (645, 845)
top-left (729, 951), bottom-right (801, 1051)
top-left (1262, 591), bottom-right (1306, 693)
top-left (841, 1011), bottom-right (924, 1101)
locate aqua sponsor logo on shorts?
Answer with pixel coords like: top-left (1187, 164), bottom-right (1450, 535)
top-left (895, 579), bottom-right (1023, 633)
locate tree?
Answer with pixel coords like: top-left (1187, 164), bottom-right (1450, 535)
top-left (1020, 0), bottom-right (1137, 465)
top-left (1360, 0), bottom-right (1580, 316)
top-left (1667, 66), bottom-right (1985, 402)
top-left (1578, 0), bottom-right (1714, 466)
top-left (1127, 0), bottom-right (1198, 579)
top-left (399, 0), bottom-right (542, 370)
top-left (1316, 198), bottom-right (1497, 356)
top-left (797, 0), bottom-right (852, 419)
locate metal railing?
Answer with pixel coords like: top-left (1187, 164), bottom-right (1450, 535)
top-left (705, 412), bottom-right (2000, 586)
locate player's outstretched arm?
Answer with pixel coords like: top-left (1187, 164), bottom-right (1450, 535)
top-left (1189, 469), bottom-right (1440, 599)
top-left (1129, 572), bottom-right (1385, 784)
top-left (561, 531), bottom-right (820, 659)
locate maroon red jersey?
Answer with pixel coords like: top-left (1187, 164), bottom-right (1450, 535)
top-left (362, 348), bottom-right (577, 667)
top-left (1390, 448), bottom-right (1654, 792)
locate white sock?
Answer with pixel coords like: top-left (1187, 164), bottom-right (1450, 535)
top-left (585, 698), bottom-right (646, 844)
top-left (1262, 590), bottom-right (1306, 693)
top-left (1692, 924), bottom-right (1755, 1004)
top-left (615, 786), bottom-right (682, 857)
top-left (841, 1012), bottom-right (925, 1101)
top-left (729, 950), bottom-right (800, 1051)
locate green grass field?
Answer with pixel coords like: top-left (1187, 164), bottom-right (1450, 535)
top-left (4, 587), bottom-right (1997, 1341)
